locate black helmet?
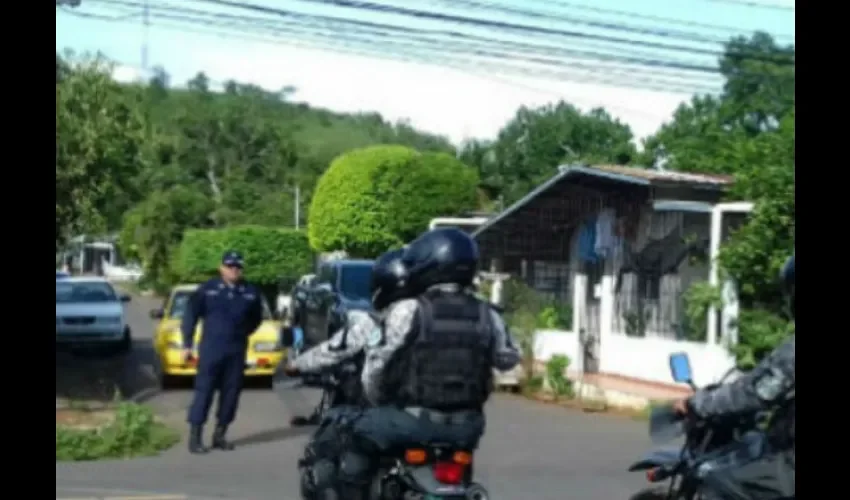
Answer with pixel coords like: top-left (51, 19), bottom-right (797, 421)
top-left (781, 254), bottom-right (794, 317)
top-left (370, 248), bottom-right (408, 311)
top-left (402, 227), bottom-right (480, 293)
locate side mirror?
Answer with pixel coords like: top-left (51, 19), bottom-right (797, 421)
top-left (149, 308), bottom-right (164, 319)
top-left (669, 352), bottom-right (693, 384)
top-left (119, 294), bottom-right (132, 303)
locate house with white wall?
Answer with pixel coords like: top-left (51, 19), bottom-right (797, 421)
top-left (474, 164), bottom-right (751, 404)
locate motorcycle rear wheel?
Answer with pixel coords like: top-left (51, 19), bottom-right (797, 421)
top-left (629, 486), bottom-right (671, 500)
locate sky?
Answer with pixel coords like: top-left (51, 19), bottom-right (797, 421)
top-left (55, 0), bottom-right (795, 146)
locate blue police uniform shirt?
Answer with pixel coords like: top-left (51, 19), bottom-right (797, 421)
top-left (181, 278), bottom-right (264, 355)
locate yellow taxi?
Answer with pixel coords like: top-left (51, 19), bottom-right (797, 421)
top-left (150, 284), bottom-right (286, 387)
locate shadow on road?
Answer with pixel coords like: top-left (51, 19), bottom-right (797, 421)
top-left (56, 339), bottom-right (159, 405)
top-left (232, 425), bottom-right (315, 447)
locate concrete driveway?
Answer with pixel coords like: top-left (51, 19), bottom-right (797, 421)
top-left (56, 293), bottom-right (656, 500)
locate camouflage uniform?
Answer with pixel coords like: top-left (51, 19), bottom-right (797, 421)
top-left (293, 310), bottom-right (377, 498)
top-left (690, 335), bottom-right (795, 500)
top-left (290, 310), bottom-right (376, 374)
top-left (298, 286), bottom-right (520, 496)
top-left (323, 285), bottom-right (520, 490)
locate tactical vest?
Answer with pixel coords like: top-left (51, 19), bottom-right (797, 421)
top-left (392, 290), bottom-right (495, 412)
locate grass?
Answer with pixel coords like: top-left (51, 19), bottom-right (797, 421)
top-left (56, 401), bottom-right (180, 461)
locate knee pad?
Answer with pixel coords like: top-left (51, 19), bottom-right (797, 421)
top-left (338, 451), bottom-right (372, 485)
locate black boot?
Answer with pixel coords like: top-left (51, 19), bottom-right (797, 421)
top-left (211, 424), bottom-right (235, 451)
top-left (188, 425), bottom-right (208, 454)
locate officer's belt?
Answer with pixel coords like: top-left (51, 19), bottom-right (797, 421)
top-left (404, 406), bottom-right (479, 425)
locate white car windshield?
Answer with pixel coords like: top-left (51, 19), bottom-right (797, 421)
top-left (56, 281), bottom-right (118, 304)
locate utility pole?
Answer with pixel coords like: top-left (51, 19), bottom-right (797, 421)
top-left (294, 185), bottom-right (301, 230)
top-left (141, 0), bottom-right (150, 72)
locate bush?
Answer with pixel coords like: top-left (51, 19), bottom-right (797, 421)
top-left (308, 145), bottom-right (479, 257)
top-left (175, 225), bottom-right (313, 287)
top-left (546, 354), bottom-right (573, 398)
top-left (680, 281), bottom-right (723, 342)
top-left (731, 309), bottom-right (793, 369)
top-left (521, 374), bottom-right (544, 395)
top-left (538, 303), bottom-right (573, 330)
top-left (56, 403), bottom-right (179, 461)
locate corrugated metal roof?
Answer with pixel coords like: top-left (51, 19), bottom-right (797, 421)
top-left (591, 164), bottom-right (733, 185)
top-left (473, 163), bottom-right (732, 238)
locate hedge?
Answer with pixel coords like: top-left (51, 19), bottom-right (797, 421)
top-left (174, 225), bottom-right (313, 286)
top-left (308, 145), bottom-right (479, 257)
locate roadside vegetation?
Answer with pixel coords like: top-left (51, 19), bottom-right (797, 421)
top-left (56, 402), bottom-right (179, 461)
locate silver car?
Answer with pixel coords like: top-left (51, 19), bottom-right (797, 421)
top-left (55, 277), bottom-right (132, 353)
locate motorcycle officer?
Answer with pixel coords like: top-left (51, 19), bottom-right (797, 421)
top-left (282, 248), bottom-right (410, 499)
top-left (334, 227), bottom-right (521, 496)
top-left (673, 254), bottom-right (795, 499)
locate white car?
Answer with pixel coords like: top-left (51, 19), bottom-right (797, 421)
top-left (55, 277), bottom-right (132, 354)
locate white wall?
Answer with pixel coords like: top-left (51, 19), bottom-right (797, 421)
top-left (533, 329), bottom-right (579, 364)
top-left (600, 334), bottom-right (736, 387)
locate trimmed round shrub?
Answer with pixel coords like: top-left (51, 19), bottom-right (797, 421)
top-left (308, 145), bottom-right (479, 257)
top-left (175, 225), bottom-right (313, 286)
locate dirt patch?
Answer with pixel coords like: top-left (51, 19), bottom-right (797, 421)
top-left (56, 408), bottom-right (115, 429)
top-left (520, 391), bottom-right (651, 421)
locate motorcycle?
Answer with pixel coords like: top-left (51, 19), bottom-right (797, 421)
top-left (275, 328), bottom-right (490, 500)
top-left (628, 352), bottom-right (768, 500)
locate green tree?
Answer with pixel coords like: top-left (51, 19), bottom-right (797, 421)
top-left (118, 187), bottom-right (214, 293)
top-left (639, 32), bottom-right (794, 361)
top-left (56, 55), bottom-right (146, 248)
top-left (308, 145), bottom-right (480, 257)
top-left (175, 226), bottom-right (313, 296)
top-left (464, 102), bottom-right (637, 205)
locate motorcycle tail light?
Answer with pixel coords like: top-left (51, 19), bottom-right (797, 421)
top-left (646, 468), bottom-right (659, 482)
top-left (433, 462), bottom-right (464, 484)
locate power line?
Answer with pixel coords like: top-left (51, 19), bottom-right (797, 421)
top-left (58, 5), bottom-right (139, 20)
top-left (426, 0), bottom-right (740, 45)
top-left (194, 0), bottom-right (794, 64)
top-left (507, 0), bottom-right (794, 40)
top-left (66, 3), bottom-right (721, 95)
top-left (707, 0), bottom-right (794, 11)
top-left (85, 0), bottom-right (792, 89)
top-left (91, 0), bottom-right (729, 84)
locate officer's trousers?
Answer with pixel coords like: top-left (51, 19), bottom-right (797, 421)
top-left (187, 352), bottom-right (245, 426)
top-left (307, 406), bottom-right (485, 489)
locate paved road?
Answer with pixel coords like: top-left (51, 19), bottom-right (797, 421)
top-left (56, 293), bottom-right (656, 500)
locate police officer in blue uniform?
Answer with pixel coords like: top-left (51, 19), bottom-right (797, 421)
top-left (182, 250), bottom-right (264, 454)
